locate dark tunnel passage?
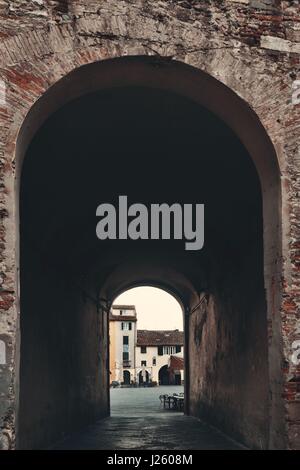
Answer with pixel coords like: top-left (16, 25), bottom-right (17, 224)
top-left (18, 86), bottom-right (269, 449)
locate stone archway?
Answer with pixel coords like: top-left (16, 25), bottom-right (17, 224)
top-left (0, 7), bottom-right (295, 444)
top-left (1, 1), bottom-right (299, 452)
top-left (14, 58), bottom-right (282, 451)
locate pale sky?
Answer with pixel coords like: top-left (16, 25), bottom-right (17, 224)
top-left (113, 286), bottom-right (183, 331)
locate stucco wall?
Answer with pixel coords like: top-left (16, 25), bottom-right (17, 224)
top-left (136, 346), bottom-right (184, 383)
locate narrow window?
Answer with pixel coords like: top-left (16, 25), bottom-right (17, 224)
top-left (123, 352), bottom-right (129, 361)
top-left (123, 336), bottom-right (129, 353)
top-left (141, 346), bottom-right (147, 353)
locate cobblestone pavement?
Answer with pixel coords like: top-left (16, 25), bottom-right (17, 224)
top-left (54, 387), bottom-right (245, 450)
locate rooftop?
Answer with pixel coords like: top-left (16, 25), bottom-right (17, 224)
top-left (137, 330), bottom-right (184, 346)
top-left (112, 305), bottom-right (136, 310)
top-left (110, 304), bottom-right (137, 321)
top-left (109, 312), bottom-right (137, 322)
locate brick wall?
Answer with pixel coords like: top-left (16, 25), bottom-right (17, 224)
top-left (0, 0), bottom-right (299, 449)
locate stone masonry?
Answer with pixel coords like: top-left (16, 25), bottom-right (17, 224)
top-left (0, 0), bottom-right (299, 450)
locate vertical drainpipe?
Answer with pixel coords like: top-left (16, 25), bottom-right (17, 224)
top-left (184, 305), bottom-right (190, 416)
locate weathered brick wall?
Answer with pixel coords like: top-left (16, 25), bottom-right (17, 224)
top-left (0, 0), bottom-right (299, 449)
top-left (189, 235), bottom-right (270, 449)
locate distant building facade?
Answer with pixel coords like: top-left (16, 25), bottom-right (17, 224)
top-left (109, 305), bottom-right (184, 386)
top-left (109, 305), bottom-right (137, 385)
top-left (136, 330), bottom-right (184, 385)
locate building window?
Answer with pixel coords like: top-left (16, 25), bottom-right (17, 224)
top-left (152, 357), bottom-right (156, 366)
top-left (176, 345), bottom-right (181, 353)
top-left (141, 360), bottom-right (147, 366)
top-left (120, 310), bottom-right (123, 315)
top-left (121, 322), bottom-right (132, 331)
top-left (123, 352), bottom-right (129, 361)
top-left (140, 346), bottom-right (147, 353)
top-left (123, 336), bottom-right (129, 353)
top-left (163, 346), bottom-right (176, 355)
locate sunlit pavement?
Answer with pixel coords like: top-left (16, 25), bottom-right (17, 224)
top-left (54, 386), bottom-right (245, 450)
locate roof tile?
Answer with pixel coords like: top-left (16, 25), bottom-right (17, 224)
top-left (137, 330), bottom-right (184, 346)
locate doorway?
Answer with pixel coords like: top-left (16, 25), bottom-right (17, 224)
top-left (159, 366), bottom-right (170, 386)
top-left (123, 371), bottom-right (130, 385)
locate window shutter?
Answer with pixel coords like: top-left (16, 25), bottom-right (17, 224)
top-left (176, 345), bottom-right (181, 353)
top-left (121, 322), bottom-right (124, 330)
top-left (158, 346), bottom-right (163, 356)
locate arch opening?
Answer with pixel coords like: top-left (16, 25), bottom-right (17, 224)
top-left (16, 57), bottom-right (282, 450)
top-left (109, 286), bottom-right (184, 400)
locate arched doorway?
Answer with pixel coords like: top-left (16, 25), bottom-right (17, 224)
top-left (123, 370), bottom-right (130, 385)
top-left (16, 57), bottom-right (282, 450)
top-left (159, 366), bottom-right (170, 386)
top-left (138, 370), bottom-right (149, 386)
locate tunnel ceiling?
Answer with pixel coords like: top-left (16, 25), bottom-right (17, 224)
top-left (20, 86), bottom-right (263, 292)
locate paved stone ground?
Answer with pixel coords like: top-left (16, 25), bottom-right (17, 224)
top-left (54, 386), bottom-right (245, 450)
top-left (110, 385), bottom-right (185, 416)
